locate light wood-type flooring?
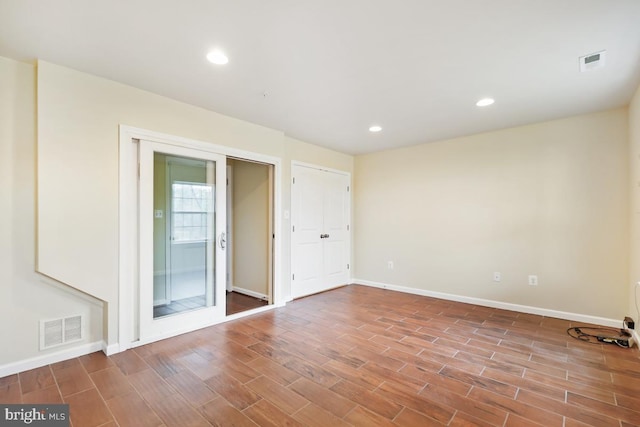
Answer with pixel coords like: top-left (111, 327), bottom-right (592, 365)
top-left (1, 285), bottom-right (640, 426)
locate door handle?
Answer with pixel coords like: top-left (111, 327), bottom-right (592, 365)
top-left (320, 234), bottom-right (330, 239)
top-left (219, 232), bottom-right (226, 249)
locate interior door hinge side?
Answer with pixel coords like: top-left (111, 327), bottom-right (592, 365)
top-left (292, 273), bottom-right (295, 281)
top-left (293, 177), bottom-right (295, 184)
top-left (292, 225), bottom-right (295, 232)
top-left (347, 264), bottom-right (350, 270)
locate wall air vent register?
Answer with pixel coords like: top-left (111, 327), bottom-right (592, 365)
top-left (39, 315), bottom-right (83, 350)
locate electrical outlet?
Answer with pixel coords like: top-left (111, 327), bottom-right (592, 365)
top-left (493, 272), bottom-right (501, 282)
top-left (528, 275), bottom-right (538, 286)
top-left (387, 261), bottom-right (394, 270)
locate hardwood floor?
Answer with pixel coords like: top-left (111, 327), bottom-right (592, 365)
top-left (152, 291), bottom-right (267, 319)
top-left (227, 291), bottom-right (269, 316)
top-left (2, 285), bottom-right (640, 426)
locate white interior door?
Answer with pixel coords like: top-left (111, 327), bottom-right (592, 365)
top-left (322, 171), bottom-right (350, 287)
top-left (292, 166), bottom-right (324, 297)
top-left (291, 164), bottom-right (350, 298)
top-left (139, 139), bottom-right (226, 342)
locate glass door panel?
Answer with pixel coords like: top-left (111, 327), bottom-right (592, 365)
top-left (139, 140), bottom-right (226, 342)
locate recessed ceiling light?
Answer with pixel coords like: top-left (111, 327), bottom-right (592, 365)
top-left (369, 125), bottom-right (382, 132)
top-left (206, 50), bottom-right (229, 65)
top-left (476, 98), bottom-right (495, 107)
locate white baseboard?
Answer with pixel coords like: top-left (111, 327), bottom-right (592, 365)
top-left (353, 279), bottom-right (621, 328)
top-left (102, 341), bottom-right (120, 356)
top-left (231, 286), bottom-right (268, 300)
top-left (0, 341), bottom-right (103, 378)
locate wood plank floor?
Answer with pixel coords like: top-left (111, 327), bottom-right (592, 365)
top-left (227, 291), bottom-right (269, 316)
top-left (2, 285), bottom-right (640, 426)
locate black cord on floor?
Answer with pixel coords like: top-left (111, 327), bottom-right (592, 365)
top-left (567, 326), bottom-right (631, 348)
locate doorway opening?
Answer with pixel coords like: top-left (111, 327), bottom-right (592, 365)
top-left (225, 158), bottom-right (274, 315)
top-left (152, 156), bottom-right (273, 318)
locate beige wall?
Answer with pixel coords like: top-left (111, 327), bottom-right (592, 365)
top-left (34, 60), bottom-right (353, 354)
top-left (37, 60), bottom-right (285, 307)
top-left (36, 60), bottom-right (284, 347)
top-left (354, 109), bottom-right (629, 320)
top-left (285, 136), bottom-right (355, 172)
top-left (230, 159), bottom-right (270, 297)
top-left (15, 53), bottom-right (634, 369)
top-left (0, 57), bottom-right (103, 366)
top-left (630, 84), bottom-right (640, 319)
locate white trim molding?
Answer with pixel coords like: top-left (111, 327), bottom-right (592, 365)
top-left (232, 287), bottom-right (268, 300)
top-left (353, 279), bottom-right (621, 328)
top-left (0, 341), bottom-right (103, 378)
top-left (102, 341), bottom-right (120, 356)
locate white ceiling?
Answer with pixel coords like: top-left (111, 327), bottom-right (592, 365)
top-left (1, 0), bottom-right (640, 154)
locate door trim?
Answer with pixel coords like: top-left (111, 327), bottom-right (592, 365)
top-left (226, 164), bottom-right (234, 292)
top-left (292, 160), bottom-right (352, 176)
top-left (118, 125), bottom-right (283, 352)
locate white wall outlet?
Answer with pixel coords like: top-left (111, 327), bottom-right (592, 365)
top-left (528, 275), bottom-right (538, 286)
top-left (493, 272), bottom-right (501, 282)
top-left (387, 261), bottom-right (394, 270)
top-left (154, 209), bottom-right (163, 219)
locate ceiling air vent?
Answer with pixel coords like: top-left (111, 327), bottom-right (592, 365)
top-left (579, 50), bottom-right (606, 72)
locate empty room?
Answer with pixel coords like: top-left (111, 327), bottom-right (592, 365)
top-left (1, 1), bottom-right (640, 426)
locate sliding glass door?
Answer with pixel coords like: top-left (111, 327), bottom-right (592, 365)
top-left (138, 139), bottom-right (226, 341)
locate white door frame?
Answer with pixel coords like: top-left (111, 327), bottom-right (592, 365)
top-left (226, 164), bottom-right (233, 292)
top-left (118, 125), bottom-right (282, 352)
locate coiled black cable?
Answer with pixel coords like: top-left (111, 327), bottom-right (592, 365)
top-left (566, 326), bottom-right (631, 348)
